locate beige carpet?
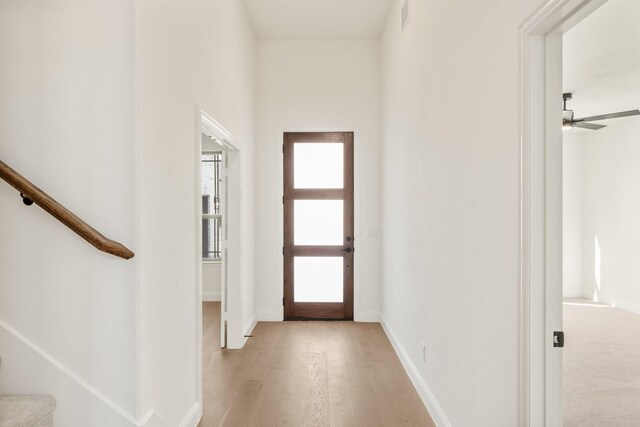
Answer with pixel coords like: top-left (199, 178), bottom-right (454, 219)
top-left (564, 298), bottom-right (640, 426)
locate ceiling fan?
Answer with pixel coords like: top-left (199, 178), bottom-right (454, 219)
top-left (562, 92), bottom-right (640, 130)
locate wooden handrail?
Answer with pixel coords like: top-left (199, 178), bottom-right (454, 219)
top-left (0, 160), bottom-right (134, 260)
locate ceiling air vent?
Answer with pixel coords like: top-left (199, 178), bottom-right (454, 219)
top-left (401, 0), bottom-right (410, 32)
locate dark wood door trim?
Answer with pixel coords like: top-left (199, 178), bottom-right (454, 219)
top-left (283, 131), bottom-right (354, 320)
top-left (291, 189), bottom-right (344, 200)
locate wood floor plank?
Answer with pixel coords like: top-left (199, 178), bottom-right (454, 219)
top-left (277, 391), bottom-right (306, 427)
top-left (248, 368), bottom-right (287, 427)
top-left (388, 392), bottom-right (436, 427)
top-left (329, 389), bottom-right (354, 425)
top-left (351, 392), bottom-right (383, 427)
top-left (365, 361), bottom-right (398, 394)
top-left (200, 304), bottom-right (435, 427)
top-left (347, 359), bottom-right (374, 394)
top-left (302, 353), bottom-right (330, 427)
top-left (220, 379), bottom-right (263, 427)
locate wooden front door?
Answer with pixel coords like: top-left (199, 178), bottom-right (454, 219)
top-left (283, 132), bottom-right (354, 320)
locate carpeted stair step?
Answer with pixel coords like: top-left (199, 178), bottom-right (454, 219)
top-left (0, 396), bottom-right (55, 427)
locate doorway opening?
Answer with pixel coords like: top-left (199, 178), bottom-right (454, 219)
top-left (561, 0), bottom-right (640, 423)
top-left (283, 131), bottom-right (354, 320)
top-left (520, 0), bottom-right (611, 424)
top-left (196, 110), bottom-right (243, 415)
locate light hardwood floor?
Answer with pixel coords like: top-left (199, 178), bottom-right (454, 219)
top-left (200, 302), bottom-right (435, 427)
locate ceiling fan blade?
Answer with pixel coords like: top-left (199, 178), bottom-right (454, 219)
top-left (573, 121), bottom-right (606, 130)
top-left (576, 109), bottom-right (640, 122)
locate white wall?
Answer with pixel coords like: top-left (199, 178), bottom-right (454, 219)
top-left (580, 118), bottom-right (640, 310)
top-left (202, 3), bottom-right (259, 340)
top-left (0, 0), bottom-right (255, 425)
top-left (202, 263), bottom-right (221, 301)
top-left (563, 133), bottom-right (584, 297)
top-left (0, 1), bottom-right (137, 426)
top-left (380, 0), bottom-right (544, 425)
top-left (136, 0), bottom-right (255, 424)
top-left (255, 39), bottom-right (382, 322)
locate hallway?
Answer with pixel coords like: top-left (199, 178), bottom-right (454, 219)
top-left (200, 302), bottom-right (434, 426)
top-left (0, 0), bottom-right (562, 424)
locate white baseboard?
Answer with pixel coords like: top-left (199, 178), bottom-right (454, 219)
top-left (355, 311), bottom-right (380, 322)
top-left (616, 300), bottom-right (640, 316)
top-left (202, 291), bottom-right (221, 302)
top-left (179, 402), bottom-right (201, 427)
top-left (242, 313), bottom-right (257, 346)
top-left (256, 310), bottom-right (380, 322)
top-left (256, 310), bottom-right (282, 322)
top-left (380, 316), bottom-right (451, 427)
top-left (597, 294), bottom-right (640, 316)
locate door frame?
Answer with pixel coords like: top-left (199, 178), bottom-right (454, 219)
top-left (195, 110), bottom-right (243, 408)
top-left (277, 127), bottom-right (370, 322)
top-left (519, 1), bottom-right (608, 424)
top-left (282, 131), bottom-right (355, 320)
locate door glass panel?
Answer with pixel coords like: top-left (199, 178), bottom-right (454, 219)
top-left (294, 200), bottom-right (343, 245)
top-left (202, 153), bottom-right (222, 215)
top-left (202, 217), bottom-right (222, 260)
top-left (294, 257), bottom-right (343, 302)
top-left (294, 143), bottom-right (343, 189)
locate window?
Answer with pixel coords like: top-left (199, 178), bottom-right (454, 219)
top-left (202, 152), bottom-right (222, 260)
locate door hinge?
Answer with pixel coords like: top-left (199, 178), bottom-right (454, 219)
top-left (282, 246), bottom-right (284, 255)
top-left (282, 297), bottom-right (285, 306)
top-left (282, 144), bottom-right (285, 154)
top-left (553, 331), bottom-right (564, 348)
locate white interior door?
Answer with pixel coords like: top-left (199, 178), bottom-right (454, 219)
top-left (202, 146), bottom-right (228, 348)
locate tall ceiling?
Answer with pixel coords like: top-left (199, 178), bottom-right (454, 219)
top-left (242, 0), bottom-right (394, 39)
top-left (563, 0), bottom-right (640, 125)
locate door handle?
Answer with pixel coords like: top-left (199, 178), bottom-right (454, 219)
top-left (341, 247), bottom-right (353, 253)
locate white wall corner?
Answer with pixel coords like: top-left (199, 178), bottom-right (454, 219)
top-left (202, 292), bottom-right (221, 302)
top-left (256, 310), bottom-right (283, 322)
top-left (380, 316), bottom-right (451, 427)
top-left (355, 311), bottom-right (381, 322)
top-left (594, 292), bottom-right (611, 305)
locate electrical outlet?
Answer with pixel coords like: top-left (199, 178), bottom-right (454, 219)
top-left (421, 341), bottom-right (426, 362)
